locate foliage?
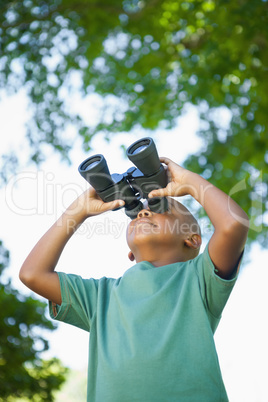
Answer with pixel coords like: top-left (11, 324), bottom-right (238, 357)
top-left (0, 241), bottom-right (68, 401)
top-left (0, 0), bottom-right (267, 245)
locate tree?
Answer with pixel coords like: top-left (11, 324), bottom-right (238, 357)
top-left (0, 241), bottom-right (68, 401)
top-left (0, 0), bottom-right (267, 246)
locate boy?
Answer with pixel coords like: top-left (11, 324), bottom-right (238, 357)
top-left (20, 156), bottom-right (249, 401)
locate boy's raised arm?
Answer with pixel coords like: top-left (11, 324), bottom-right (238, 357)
top-left (149, 157), bottom-right (249, 279)
top-left (19, 188), bottom-right (124, 305)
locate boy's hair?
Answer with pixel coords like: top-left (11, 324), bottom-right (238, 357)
top-left (168, 198), bottom-right (201, 235)
top-left (168, 198), bottom-right (201, 257)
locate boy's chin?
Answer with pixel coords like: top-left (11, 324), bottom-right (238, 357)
top-left (128, 233), bottom-right (163, 251)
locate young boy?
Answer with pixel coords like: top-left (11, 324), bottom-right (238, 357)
top-left (20, 157), bottom-right (249, 401)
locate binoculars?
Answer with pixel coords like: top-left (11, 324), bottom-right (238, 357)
top-left (78, 137), bottom-right (168, 219)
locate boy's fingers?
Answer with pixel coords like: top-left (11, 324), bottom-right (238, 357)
top-left (159, 156), bottom-right (172, 165)
top-left (104, 199), bottom-right (125, 211)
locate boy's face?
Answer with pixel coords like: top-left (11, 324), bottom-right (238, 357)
top-left (126, 199), bottom-right (200, 258)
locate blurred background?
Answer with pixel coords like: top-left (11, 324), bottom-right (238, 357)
top-left (0, 1), bottom-right (267, 401)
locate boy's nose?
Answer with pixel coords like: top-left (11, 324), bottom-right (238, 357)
top-left (137, 209), bottom-right (153, 218)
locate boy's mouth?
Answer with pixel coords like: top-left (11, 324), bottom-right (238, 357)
top-left (134, 218), bottom-right (159, 228)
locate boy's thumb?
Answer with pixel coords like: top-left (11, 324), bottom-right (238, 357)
top-left (108, 199), bottom-right (125, 210)
top-left (148, 188), bottom-right (167, 198)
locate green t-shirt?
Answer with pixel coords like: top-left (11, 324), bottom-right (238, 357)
top-left (49, 244), bottom-right (238, 401)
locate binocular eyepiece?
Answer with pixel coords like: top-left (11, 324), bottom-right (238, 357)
top-left (78, 137), bottom-right (168, 219)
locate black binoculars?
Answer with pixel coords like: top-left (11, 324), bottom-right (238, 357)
top-left (78, 137), bottom-right (168, 219)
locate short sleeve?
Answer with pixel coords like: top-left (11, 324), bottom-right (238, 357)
top-left (194, 243), bottom-right (239, 332)
top-left (48, 272), bottom-right (100, 332)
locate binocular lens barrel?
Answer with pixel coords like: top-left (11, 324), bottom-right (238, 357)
top-left (127, 137), bottom-right (161, 176)
top-left (78, 154), bottom-right (114, 192)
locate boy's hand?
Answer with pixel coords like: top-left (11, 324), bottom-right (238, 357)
top-left (149, 156), bottom-right (249, 280)
top-left (148, 157), bottom-right (193, 199)
top-left (72, 187), bottom-right (125, 218)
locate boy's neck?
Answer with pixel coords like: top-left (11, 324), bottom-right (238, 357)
top-left (133, 244), bottom-right (191, 267)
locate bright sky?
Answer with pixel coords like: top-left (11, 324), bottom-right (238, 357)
top-left (1, 90), bottom-right (268, 402)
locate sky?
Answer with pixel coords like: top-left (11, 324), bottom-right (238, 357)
top-left (1, 89), bottom-right (268, 402)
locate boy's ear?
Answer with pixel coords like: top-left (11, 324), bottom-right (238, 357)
top-left (128, 251), bottom-right (135, 262)
top-left (184, 234), bottom-right (202, 249)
